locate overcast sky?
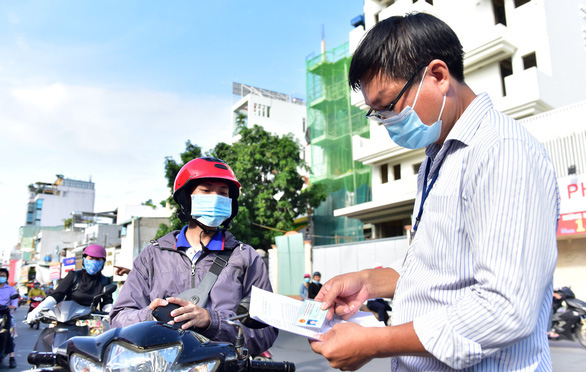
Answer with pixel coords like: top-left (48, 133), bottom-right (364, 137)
top-left (0, 0), bottom-right (364, 248)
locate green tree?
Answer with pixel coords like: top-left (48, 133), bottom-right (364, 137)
top-left (211, 124), bottom-right (326, 250)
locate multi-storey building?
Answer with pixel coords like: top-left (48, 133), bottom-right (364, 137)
top-left (25, 175), bottom-right (95, 227)
top-left (313, 0), bottom-right (586, 299)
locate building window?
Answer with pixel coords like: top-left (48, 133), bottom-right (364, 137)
top-left (413, 162), bottom-right (422, 174)
top-left (381, 164), bottom-right (388, 184)
top-left (492, 0), bottom-right (507, 26)
top-left (266, 106), bottom-right (271, 118)
top-left (36, 199), bottom-right (43, 210)
top-left (499, 57), bottom-right (513, 96)
top-left (522, 52), bottom-right (537, 69)
top-left (514, 0), bottom-right (530, 7)
top-left (393, 164), bottom-right (401, 181)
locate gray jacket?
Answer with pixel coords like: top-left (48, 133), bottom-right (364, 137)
top-left (110, 230), bottom-right (278, 355)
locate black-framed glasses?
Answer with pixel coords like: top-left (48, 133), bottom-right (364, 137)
top-left (365, 64), bottom-right (428, 122)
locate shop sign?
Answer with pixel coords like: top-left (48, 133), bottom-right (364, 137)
top-left (20, 266), bottom-right (29, 282)
top-left (49, 262), bottom-right (61, 280)
top-left (558, 175), bottom-right (586, 214)
top-left (557, 211), bottom-right (586, 236)
top-left (62, 257), bottom-right (76, 277)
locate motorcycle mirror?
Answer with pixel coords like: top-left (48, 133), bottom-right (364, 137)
top-left (236, 297), bottom-right (268, 330)
top-left (102, 284), bottom-right (117, 295)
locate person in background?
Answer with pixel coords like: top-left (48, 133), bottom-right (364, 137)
top-left (110, 157), bottom-right (278, 356)
top-left (307, 271), bottom-right (322, 300)
top-left (27, 281), bottom-right (46, 301)
top-left (0, 268), bottom-right (18, 368)
top-left (26, 245), bottom-right (113, 323)
top-left (310, 12), bottom-right (559, 371)
top-left (300, 274), bottom-right (310, 300)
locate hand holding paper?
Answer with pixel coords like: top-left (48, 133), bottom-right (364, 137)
top-left (249, 286), bottom-right (384, 340)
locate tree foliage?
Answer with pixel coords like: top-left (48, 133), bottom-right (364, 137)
top-left (155, 126), bottom-right (326, 249)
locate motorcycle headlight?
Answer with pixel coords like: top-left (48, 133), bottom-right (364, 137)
top-left (70, 353), bottom-right (102, 372)
top-left (104, 342), bottom-right (181, 371)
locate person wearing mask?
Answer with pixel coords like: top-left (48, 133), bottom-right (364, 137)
top-left (26, 245), bottom-right (113, 325)
top-left (110, 157), bottom-right (278, 356)
top-left (27, 281), bottom-right (46, 301)
top-left (310, 13), bottom-right (559, 371)
top-left (300, 274), bottom-right (310, 300)
top-left (0, 268), bottom-right (18, 368)
top-left (307, 271), bottom-right (322, 300)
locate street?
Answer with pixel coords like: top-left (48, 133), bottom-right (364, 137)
top-left (7, 305), bottom-right (586, 371)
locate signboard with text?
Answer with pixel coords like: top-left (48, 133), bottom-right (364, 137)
top-left (557, 211), bottom-right (586, 237)
top-left (558, 175), bottom-right (586, 214)
top-left (61, 257), bottom-right (76, 277)
top-left (49, 262), bottom-right (61, 280)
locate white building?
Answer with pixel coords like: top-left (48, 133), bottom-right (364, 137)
top-left (313, 0), bottom-right (586, 299)
top-left (25, 175), bottom-right (95, 227)
top-left (231, 82), bottom-right (308, 161)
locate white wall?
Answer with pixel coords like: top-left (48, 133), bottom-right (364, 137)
top-left (312, 236), bottom-right (408, 283)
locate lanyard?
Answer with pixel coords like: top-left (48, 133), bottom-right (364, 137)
top-left (411, 156), bottom-right (445, 241)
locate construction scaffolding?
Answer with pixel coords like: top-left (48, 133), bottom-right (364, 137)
top-left (306, 42), bottom-right (371, 246)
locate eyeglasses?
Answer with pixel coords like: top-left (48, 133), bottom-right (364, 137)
top-left (365, 64), bottom-right (428, 122)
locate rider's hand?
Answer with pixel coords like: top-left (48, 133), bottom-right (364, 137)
top-left (148, 298), bottom-right (168, 310)
top-left (26, 309), bottom-right (40, 324)
top-left (165, 297), bottom-right (211, 330)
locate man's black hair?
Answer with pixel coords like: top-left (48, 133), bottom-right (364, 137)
top-left (0, 268), bottom-right (8, 277)
top-left (349, 12), bottom-right (464, 91)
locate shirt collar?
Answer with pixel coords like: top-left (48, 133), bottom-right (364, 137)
top-left (175, 225), bottom-right (225, 251)
top-left (426, 92), bottom-right (492, 158)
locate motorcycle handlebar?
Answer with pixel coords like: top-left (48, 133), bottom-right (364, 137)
top-left (250, 360), bottom-right (295, 372)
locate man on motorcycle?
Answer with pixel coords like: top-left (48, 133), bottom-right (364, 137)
top-left (27, 281), bottom-right (46, 306)
top-left (110, 157), bottom-right (278, 356)
top-left (0, 268), bottom-right (17, 368)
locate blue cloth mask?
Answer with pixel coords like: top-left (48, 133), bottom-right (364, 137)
top-left (191, 194), bottom-right (232, 227)
top-left (381, 67), bottom-right (446, 149)
top-left (304, 278), bottom-right (310, 283)
top-left (0, 277), bottom-right (6, 284)
top-left (83, 258), bottom-right (104, 275)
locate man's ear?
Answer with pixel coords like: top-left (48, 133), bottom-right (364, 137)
top-left (428, 59), bottom-right (450, 96)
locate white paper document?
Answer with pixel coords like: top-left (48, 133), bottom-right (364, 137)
top-left (249, 286), bottom-right (385, 340)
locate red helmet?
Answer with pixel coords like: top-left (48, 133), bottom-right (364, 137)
top-left (83, 244), bottom-right (107, 259)
top-left (173, 157), bottom-right (241, 226)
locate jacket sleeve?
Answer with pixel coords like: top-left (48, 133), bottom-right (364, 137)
top-left (200, 247), bottom-right (278, 355)
top-left (110, 247), bottom-right (155, 328)
top-left (51, 270), bottom-right (75, 303)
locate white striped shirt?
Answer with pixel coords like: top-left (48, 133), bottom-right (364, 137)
top-left (390, 93), bottom-right (560, 371)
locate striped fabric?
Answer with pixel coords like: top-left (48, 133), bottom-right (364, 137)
top-left (389, 93), bottom-right (560, 371)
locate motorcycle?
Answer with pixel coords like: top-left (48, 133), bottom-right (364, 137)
top-left (29, 295), bottom-right (46, 330)
top-left (28, 297), bottom-right (295, 371)
top-left (549, 286), bottom-right (586, 348)
top-left (29, 284), bottom-right (117, 358)
top-left (0, 294), bottom-right (19, 364)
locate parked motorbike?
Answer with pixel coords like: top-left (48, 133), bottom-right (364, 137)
top-left (28, 297), bottom-right (295, 371)
top-left (28, 295), bottom-right (45, 330)
top-left (28, 284), bottom-right (117, 359)
top-left (549, 287), bottom-right (586, 348)
top-left (0, 294), bottom-right (19, 364)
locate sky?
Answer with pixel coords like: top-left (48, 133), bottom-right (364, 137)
top-left (0, 0), bottom-right (365, 249)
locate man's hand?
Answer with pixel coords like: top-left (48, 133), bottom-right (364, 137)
top-left (315, 271), bottom-right (371, 320)
top-left (114, 266), bottom-right (131, 276)
top-left (149, 297), bottom-right (211, 330)
top-left (310, 323), bottom-right (377, 371)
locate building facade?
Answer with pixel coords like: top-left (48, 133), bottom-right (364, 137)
top-left (25, 175), bottom-right (95, 227)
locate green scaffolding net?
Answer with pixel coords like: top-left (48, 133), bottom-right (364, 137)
top-left (306, 42), bottom-right (371, 246)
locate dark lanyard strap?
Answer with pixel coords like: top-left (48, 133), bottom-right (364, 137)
top-left (412, 156), bottom-right (445, 237)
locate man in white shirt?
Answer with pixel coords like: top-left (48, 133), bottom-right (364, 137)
top-left (310, 12), bottom-right (559, 371)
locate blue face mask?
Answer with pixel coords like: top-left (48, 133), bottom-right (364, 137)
top-left (191, 194), bottom-right (232, 227)
top-left (83, 258), bottom-right (105, 275)
top-left (304, 278), bottom-right (310, 283)
top-left (381, 67), bottom-right (446, 149)
top-left (0, 277), bottom-right (6, 284)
